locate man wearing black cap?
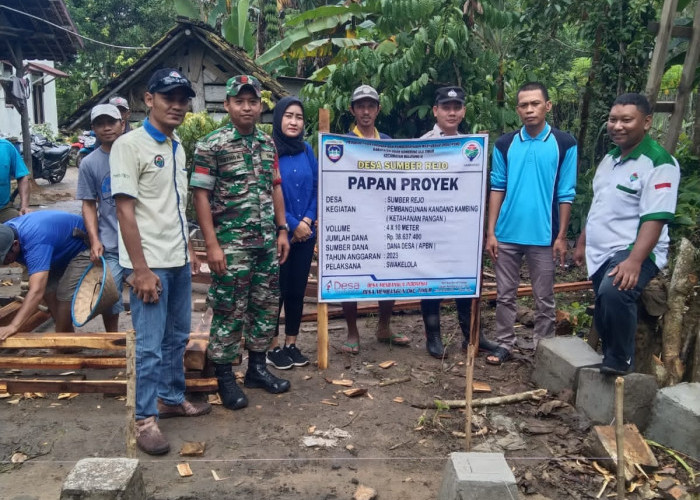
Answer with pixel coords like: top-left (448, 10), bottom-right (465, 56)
top-left (418, 86), bottom-right (478, 359)
top-left (110, 68), bottom-right (210, 456)
top-left (340, 84), bottom-right (409, 354)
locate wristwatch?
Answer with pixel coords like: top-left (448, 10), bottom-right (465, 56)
top-left (276, 223), bottom-right (290, 234)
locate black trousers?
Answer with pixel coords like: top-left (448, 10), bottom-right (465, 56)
top-left (277, 237), bottom-right (316, 338)
top-left (420, 297), bottom-right (473, 343)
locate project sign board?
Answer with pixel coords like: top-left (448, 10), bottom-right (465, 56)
top-left (318, 133), bottom-right (488, 302)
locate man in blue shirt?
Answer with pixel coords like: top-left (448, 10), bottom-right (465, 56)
top-left (0, 138), bottom-right (30, 223)
top-left (0, 211), bottom-right (88, 340)
top-left (486, 82), bottom-right (577, 365)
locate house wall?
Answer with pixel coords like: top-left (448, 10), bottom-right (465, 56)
top-left (0, 60), bottom-right (59, 140)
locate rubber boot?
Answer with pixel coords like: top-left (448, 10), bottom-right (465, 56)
top-left (422, 301), bottom-right (446, 359)
top-left (244, 351), bottom-right (291, 394)
top-left (214, 363), bottom-right (248, 410)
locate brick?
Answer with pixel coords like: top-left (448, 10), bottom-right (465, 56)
top-left (531, 337), bottom-right (602, 394)
top-left (646, 382), bottom-right (700, 461)
top-left (438, 452), bottom-right (518, 500)
top-left (192, 298), bottom-right (207, 312)
top-left (575, 368), bottom-right (657, 429)
top-left (60, 458), bottom-right (144, 500)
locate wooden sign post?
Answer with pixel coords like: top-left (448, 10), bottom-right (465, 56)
top-left (317, 108), bottom-right (330, 370)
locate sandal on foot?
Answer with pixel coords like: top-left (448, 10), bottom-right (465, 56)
top-left (485, 346), bottom-right (511, 365)
top-left (377, 333), bottom-right (411, 346)
top-left (341, 342), bottom-right (360, 354)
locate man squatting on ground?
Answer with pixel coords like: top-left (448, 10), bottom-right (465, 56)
top-left (340, 84), bottom-right (410, 355)
top-left (0, 137), bottom-right (30, 223)
top-left (76, 104), bottom-right (126, 332)
top-left (192, 75), bottom-right (291, 411)
top-left (419, 85), bottom-right (486, 360)
top-left (486, 82), bottom-right (577, 365)
top-left (574, 93), bottom-right (679, 376)
top-left (111, 68), bottom-right (211, 456)
top-left (0, 211), bottom-right (90, 340)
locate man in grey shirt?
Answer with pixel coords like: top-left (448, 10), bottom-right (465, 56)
top-left (76, 104), bottom-right (125, 331)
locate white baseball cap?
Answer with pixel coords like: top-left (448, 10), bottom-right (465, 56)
top-left (109, 96), bottom-right (130, 110)
top-left (91, 104), bottom-right (122, 123)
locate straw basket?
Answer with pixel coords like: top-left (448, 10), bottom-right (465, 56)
top-left (71, 256), bottom-right (119, 327)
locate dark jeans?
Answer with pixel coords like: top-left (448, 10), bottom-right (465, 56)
top-left (421, 297), bottom-right (473, 343)
top-left (591, 250), bottom-right (659, 372)
top-left (277, 237), bottom-right (316, 338)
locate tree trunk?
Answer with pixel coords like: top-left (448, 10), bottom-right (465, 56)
top-left (692, 93), bottom-right (700, 157)
top-left (662, 238), bottom-right (698, 385)
top-left (576, 16), bottom-right (605, 174)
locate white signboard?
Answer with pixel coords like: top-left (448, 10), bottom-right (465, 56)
top-left (318, 133), bottom-right (488, 302)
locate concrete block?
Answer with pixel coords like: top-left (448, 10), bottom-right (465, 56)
top-left (60, 458), bottom-right (144, 500)
top-left (532, 336), bottom-right (602, 394)
top-left (438, 452), bottom-right (518, 500)
top-left (646, 382), bottom-right (700, 461)
top-left (192, 298), bottom-right (207, 312)
top-left (575, 368), bottom-right (658, 429)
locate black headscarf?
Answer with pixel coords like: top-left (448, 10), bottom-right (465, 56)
top-left (272, 96), bottom-right (306, 157)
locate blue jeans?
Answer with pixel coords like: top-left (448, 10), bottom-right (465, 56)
top-left (591, 250), bottom-right (658, 372)
top-left (130, 265), bottom-right (192, 420)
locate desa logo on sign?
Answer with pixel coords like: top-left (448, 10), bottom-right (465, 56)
top-left (325, 280), bottom-right (360, 291)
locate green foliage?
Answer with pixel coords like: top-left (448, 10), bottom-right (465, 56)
top-left (57, 0), bottom-right (176, 122)
top-left (669, 134), bottom-right (700, 246)
top-left (294, 0), bottom-right (521, 139)
top-left (177, 111), bottom-right (227, 169)
top-left (30, 123), bottom-right (57, 142)
top-left (560, 301), bottom-right (592, 330)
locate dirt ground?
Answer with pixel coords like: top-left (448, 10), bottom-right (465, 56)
top-left (0, 170), bottom-right (697, 499)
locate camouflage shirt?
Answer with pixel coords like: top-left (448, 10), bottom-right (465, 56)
top-left (191, 124), bottom-right (280, 247)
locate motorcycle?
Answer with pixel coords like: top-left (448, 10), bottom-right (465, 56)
top-left (20, 134), bottom-right (71, 184)
top-left (70, 130), bottom-right (97, 168)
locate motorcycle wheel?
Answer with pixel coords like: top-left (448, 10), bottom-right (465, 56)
top-left (49, 165), bottom-right (67, 184)
top-left (76, 152), bottom-right (87, 169)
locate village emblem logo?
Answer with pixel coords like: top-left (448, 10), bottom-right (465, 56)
top-left (325, 142), bottom-right (344, 163)
top-left (154, 155), bottom-right (165, 168)
top-left (462, 141), bottom-right (481, 161)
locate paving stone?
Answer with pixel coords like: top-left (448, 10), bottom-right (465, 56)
top-left (532, 337), bottom-right (602, 394)
top-left (575, 368), bottom-right (658, 429)
top-left (646, 382), bottom-right (700, 461)
top-left (438, 452), bottom-right (518, 500)
top-left (60, 458), bottom-right (144, 500)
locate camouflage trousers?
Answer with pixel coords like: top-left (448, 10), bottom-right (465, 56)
top-left (207, 245), bottom-right (280, 363)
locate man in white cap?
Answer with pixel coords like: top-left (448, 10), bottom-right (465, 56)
top-left (109, 96), bottom-right (131, 133)
top-left (76, 104), bottom-right (125, 332)
top-left (339, 84), bottom-right (409, 354)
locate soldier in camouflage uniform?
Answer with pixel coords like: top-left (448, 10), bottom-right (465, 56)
top-left (192, 75), bottom-right (291, 410)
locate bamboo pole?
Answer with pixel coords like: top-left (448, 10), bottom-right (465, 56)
top-left (615, 376), bottom-right (625, 499)
top-left (126, 329), bottom-right (136, 458)
top-left (317, 108), bottom-right (330, 370)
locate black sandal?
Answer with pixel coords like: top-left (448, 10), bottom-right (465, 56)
top-left (485, 346), bottom-right (511, 365)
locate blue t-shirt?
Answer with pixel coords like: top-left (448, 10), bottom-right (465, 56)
top-left (280, 143), bottom-right (318, 239)
top-left (6, 211), bottom-right (87, 275)
top-left (491, 123), bottom-right (577, 246)
top-left (76, 147), bottom-right (119, 253)
top-left (0, 139), bottom-right (30, 207)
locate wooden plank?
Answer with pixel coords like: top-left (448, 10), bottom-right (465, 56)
top-left (18, 311), bottom-right (51, 332)
top-left (184, 338), bottom-right (208, 371)
top-left (645, 0), bottom-right (680, 108)
top-left (0, 356), bottom-right (125, 370)
top-left (1, 332), bottom-right (128, 350)
top-left (647, 21), bottom-right (694, 38)
top-left (303, 281), bottom-right (593, 322)
top-left (664, 1), bottom-right (700, 153)
top-left (0, 301), bottom-right (22, 324)
top-left (0, 377), bottom-right (218, 395)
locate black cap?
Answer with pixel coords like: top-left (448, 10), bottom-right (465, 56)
top-left (147, 68), bottom-right (196, 97)
top-left (435, 86), bottom-right (465, 105)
